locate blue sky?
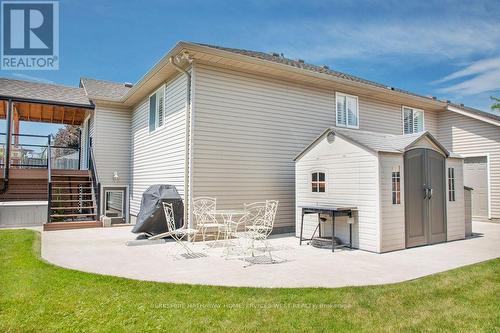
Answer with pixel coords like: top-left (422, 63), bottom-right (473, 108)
top-left (2, 0), bottom-right (500, 135)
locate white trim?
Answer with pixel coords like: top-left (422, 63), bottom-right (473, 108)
top-left (335, 92), bottom-right (360, 129)
top-left (461, 153), bottom-right (492, 220)
top-left (401, 106), bottom-right (425, 134)
top-left (447, 105), bottom-right (500, 127)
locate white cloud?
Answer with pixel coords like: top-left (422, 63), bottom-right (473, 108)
top-left (435, 57), bottom-right (500, 95)
top-left (11, 73), bottom-right (55, 84)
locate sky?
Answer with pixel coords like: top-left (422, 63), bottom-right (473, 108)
top-left (1, 0), bottom-right (499, 135)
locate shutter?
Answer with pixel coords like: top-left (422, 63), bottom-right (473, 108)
top-left (347, 96), bottom-right (358, 127)
top-left (336, 95), bottom-right (346, 126)
top-left (149, 94), bottom-right (156, 132)
top-left (157, 88), bottom-right (164, 127)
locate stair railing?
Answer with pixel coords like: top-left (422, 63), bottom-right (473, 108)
top-left (89, 143), bottom-right (101, 220)
top-left (46, 135), bottom-right (52, 223)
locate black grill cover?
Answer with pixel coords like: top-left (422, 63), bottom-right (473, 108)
top-left (131, 184), bottom-right (184, 235)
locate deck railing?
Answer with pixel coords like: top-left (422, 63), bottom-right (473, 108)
top-left (0, 133), bottom-right (81, 170)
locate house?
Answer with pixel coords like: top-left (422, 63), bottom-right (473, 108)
top-left (294, 128), bottom-right (465, 253)
top-left (0, 41), bottom-right (499, 233)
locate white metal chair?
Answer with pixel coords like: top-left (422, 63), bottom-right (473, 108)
top-left (149, 202), bottom-right (199, 257)
top-left (192, 197), bottom-right (224, 242)
top-left (233, 200), bottom-right (279, 263)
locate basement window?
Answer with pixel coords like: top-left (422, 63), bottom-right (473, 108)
top-left (149, 85), bottom-right (165, 132)
top-left (402, 106), bottom-right (424, 134)
top-left (311, 172), bottom-right (326, 193)
top-left (336, 92), bottom-right (359, 129)
top-left (448, 167), bottom-right (456, 201)
top-left (392, 166), bottom-right (401, 204)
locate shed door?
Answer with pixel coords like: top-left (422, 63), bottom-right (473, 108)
top-left (464, 156), bottom-right (488, 218)
top-left (405, 149), bottom-right (427, 247)
top-left (405, 148), bottom-right (446, 248)
top-left (427, 150), bottom-right (446, 244)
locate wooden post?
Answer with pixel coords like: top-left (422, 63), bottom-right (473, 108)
top-left (4, 99), bottom-right (13, 186)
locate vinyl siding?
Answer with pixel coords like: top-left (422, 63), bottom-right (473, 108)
top-left (446, 158), bottom-right (465, 241)
top-left (437, 110), bottom-right (500, 219)
top-left (379, 153), bottom-right (405, 252)
top-left (295, 136), bottom-right (380, 252)
top-left (130, 73), bottom-right (187, 216)
top-left (93, 105), bottom-right (131, 187)
top-left (191, 63), bottom-right (441, 232)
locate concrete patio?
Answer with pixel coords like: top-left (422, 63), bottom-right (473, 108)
top-left (41, 222), bottom-right (500, 288)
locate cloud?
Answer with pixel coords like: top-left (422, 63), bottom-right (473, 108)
top-left (435, 57), bottom-right (500, 95)
top-left (11, 73), bottom-right (55, 84)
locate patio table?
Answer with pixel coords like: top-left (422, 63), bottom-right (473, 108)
top-left (213, 209), bottom-right (246, 239)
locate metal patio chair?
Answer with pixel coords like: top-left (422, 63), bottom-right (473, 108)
top-left (192, 197), bottom-right (224, 242)
top-left (149, 202), bottom-right (199, 257)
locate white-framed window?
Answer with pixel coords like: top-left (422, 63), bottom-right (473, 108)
top-left (392, 166), bottom-right (401, 204)
top-left (402, 106), bottom-right (424, 134)
top-left (336, 92), bottom-right (359, 129)
top-left (448, 167), bottom-right (456, 202)
top-left (311, 171), bottom-right (326, 193)
top-left (149, 85), bottom-right (165, 132)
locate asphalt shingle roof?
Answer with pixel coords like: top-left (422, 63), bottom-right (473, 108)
top-left (0, 77), bottom-right (91, 106)
top-left (80, 78), bottom-right (131, 101)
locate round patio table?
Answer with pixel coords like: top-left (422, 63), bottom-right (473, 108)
top-left (212, 209), bottom-right (246, 246)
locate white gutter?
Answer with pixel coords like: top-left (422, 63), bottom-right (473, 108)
top-left (170, 53), bottom-right (193, 228)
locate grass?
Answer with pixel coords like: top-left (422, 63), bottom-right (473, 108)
top-left (0, 229), bottom-right (499, 332)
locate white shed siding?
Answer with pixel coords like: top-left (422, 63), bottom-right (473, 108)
top-left (93, 105), bottom-right (131, 187)
top-left (446, 158), bottom-right (465, 241)
top-left (379, 153), bottom-right (405, 252)
top-left (295, 136), bottom-right (380, 252)
top-left (438, 110), bottom-right (500, 220)
top-left (130, 74), bottom-right (187, 216)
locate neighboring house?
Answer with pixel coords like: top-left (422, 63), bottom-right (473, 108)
top-left (1, 41), bottom-right (499, 234)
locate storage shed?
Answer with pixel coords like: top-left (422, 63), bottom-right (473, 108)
top-left (294, 128), bottom-right (466, 253)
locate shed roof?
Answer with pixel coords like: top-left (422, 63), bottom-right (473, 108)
top-left (80, 78), bottom-right (131, 102)
top-left (294, 128), bottom-right (457, 161)
top-left (0, 77), bottom-right (92, 107)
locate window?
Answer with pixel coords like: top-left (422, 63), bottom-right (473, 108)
top-left (336, 92), bottom-right (359, 129)
top-left (448, 167), bottom-right (456, 201)
top-left (392, 166), bottom-right (401, 204)
top-left (311, 172), bottom-right (326, 193)
top-left (402, 106), bottom-right (424, 134)
top-left (149, 86), bottom-right (165, 132)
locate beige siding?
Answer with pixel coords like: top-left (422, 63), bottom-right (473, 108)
top-left (191, 63), bottom-right (433, 232)
top-left (295, 136), bottom-right (380, 252)
top-left (379, 153), bottom-right (405, 252)
top-left (438, 111), bottom-right (500, 219)
top-left (93, 104), bottom-right (131, 187)
top-left (130, 74), bottom-right (187, 216)
top-left (446, 158), bottom-right (465, 241)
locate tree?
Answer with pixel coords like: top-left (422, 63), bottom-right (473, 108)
top-left (52, 125), bottom-right (80, 157)
top-left (491, 96), bottom-right (500, 111)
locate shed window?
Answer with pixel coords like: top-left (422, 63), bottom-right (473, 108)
top-left (403, 107), bottom-right (424, 134)
top-left (448, 167), bottom-right (456, 201)
top-left (311, 172), bottom-right (326, 193)
top-left (392, 166), bottom-right (401, 204)
top-left (336, 92), bottom-right (359, 129)
top-left (149, 86), bottom-right (165, 132)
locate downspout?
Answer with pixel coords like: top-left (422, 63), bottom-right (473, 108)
top-left (170, 53), bottom-right (193, 228)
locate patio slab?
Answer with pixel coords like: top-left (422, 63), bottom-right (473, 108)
top-left (41, 222), bottom-right (500, 288)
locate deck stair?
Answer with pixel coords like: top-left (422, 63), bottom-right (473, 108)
top-left (45, 170), bottom-right (101, 230)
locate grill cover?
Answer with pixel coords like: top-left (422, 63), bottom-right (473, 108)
top-left (131, 184), bottom-right (184, 235)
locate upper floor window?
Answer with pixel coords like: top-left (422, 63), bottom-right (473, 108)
top-left (149, 86), bottom-right (165, 132)
top-left (336, 92), bottom-right (359, 129)
top-left (392, 166), bottom-right (401, 204)
top-left (311, 171), bottom-right (326, 193)
top-left (402, 106), bottom-right (424, 134)
top-left (448, 167), bottom-right (456, 202)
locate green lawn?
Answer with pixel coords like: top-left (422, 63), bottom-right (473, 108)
top-left (0, 229), bottom-right (499, 332)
